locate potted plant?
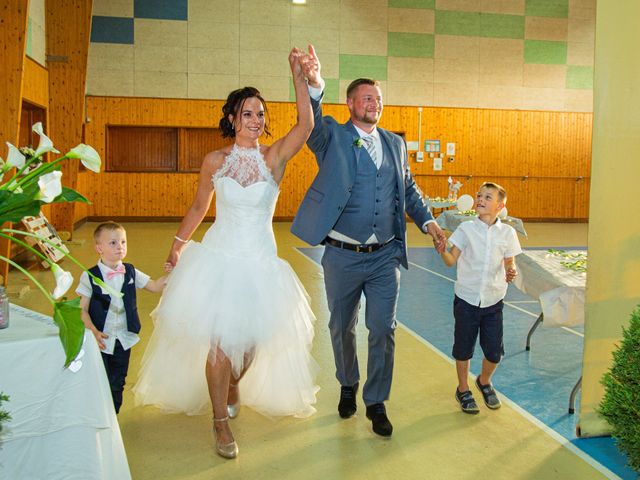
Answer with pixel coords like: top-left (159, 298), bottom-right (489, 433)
top-left (599, 305), bottom-right (640, 473)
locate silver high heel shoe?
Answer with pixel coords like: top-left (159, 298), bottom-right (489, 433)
top-left (227, 383), bottom-right (240, 419)
top-left (213, 417), bottom-right (238, 459)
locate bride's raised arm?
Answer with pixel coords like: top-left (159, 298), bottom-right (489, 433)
top-left (267, 48), bottom-right (313, 178)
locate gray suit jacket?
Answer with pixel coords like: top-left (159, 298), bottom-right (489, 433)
top-left (291, 95), bottom-right (433, 269)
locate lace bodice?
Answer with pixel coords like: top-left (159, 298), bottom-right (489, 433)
top-left (212, 143), bottom-right (276, 187)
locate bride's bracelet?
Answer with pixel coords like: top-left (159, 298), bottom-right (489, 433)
top-left (174, 235), bottom-right (189, 244)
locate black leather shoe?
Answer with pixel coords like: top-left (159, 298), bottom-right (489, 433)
top-left (366, 403), bottom-right (393, 437)
top-left (338, 383), bottom-right (358, 418)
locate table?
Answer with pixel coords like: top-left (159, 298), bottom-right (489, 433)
top-left (0, 304), bottom-right (131, 479)
top-left (436, 210), bottom-right (528, 237)
top-left (513, 250), bottom-right (587, 413)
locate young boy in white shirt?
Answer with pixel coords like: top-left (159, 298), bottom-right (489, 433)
top-left (76, 222), bottom-right (166, 413)
top-left (440, 182), bottom-right (522, 414)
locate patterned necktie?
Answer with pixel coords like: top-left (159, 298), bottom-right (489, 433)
top-left (106, 264), bottom-right (126, 280)
top-left (362, 135), bottom-right (379, 168)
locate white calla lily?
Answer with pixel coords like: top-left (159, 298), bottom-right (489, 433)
top-left (51, 264), bottom-right (74, 300)
top-left (36, 171), bottom-right (63, 203)
top-left (68, 144), bottom-right (101, 172)
top-left (6, 142), bottom-right (26, 169)
top-left (32, 122), bottom-right (60, 157)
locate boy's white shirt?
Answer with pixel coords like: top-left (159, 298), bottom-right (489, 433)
top-left (76, 260), bottom-right (150, 354)
top-left (449, 217), bottom-right (522, 308)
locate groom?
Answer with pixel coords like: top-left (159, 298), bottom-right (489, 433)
top-left (292, 45), bottom-right (446, 437)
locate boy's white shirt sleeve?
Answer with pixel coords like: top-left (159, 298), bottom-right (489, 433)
top-left (134, 268), bottom-right (150, 289)
top-left (75, 271), bottom-right (92, 298)
top-left (504, 227), bottom-right (523, 258)
top-left (448, 224), bottom-right (467, 250)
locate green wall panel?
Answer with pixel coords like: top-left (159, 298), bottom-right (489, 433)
top-left (435, 10), bottom-right (480, 37)
top-left (524, 39), bottom-right (567, 64)
top-left (525, 0), bottom-right (569, 18)
top-left (388, 0), bottom-right (435, 9)
top-left (388, 32), bottom-right (434, 58)
top-left (479, 13), bottom-right (525, 39)
top-left (566, 65), bottom-right (594, 89)
top-left (339, 55), bottom-right (388, 80)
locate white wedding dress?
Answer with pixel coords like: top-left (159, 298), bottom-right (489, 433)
top-left (133, 144), bottom-right (319, 418)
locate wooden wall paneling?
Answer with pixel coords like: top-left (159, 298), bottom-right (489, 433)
top-left (22, 57), bottom-right (49, 108)
top-left (46, 0), bottom-right (93, 234)
top-left (0, 0), bottom-right (29, 286)
top-left (107, 126), bottom-right (177, 172)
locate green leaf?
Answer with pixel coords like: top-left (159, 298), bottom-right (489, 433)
top-left (51, 186), bottom-right (91, 205)
top-left (52, 298), bottom-right (85, 367)
top-left (0, 190), bottom-right (42, 223)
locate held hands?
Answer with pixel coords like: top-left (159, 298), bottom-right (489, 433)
top-left (505, 267), bottom-right (518, 283)
top-left (288, 47), bottom-right (305, 82)
top-left (426, 222), bottom-right (447, 253)
top-left (92, 329), bottom-right (108, 351)
top-left (298, 44), bottom-right (322, 88)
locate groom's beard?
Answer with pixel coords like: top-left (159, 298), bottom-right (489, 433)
top-left (352, 109), bottom-right (381, 127)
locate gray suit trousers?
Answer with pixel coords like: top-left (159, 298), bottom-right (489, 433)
top-left (321, 240), bottom-right (402, 405)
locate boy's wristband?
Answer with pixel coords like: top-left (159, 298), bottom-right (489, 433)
top-left (174, 235), bottom-right (189, 243)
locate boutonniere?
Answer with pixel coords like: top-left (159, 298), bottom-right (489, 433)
top-left (352, 138), bottom-right (363, 149)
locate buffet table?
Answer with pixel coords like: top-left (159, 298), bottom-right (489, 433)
top-left (0, 304), bottom-right (131, 479)
top-left (436, 210), bottom-right (528, 237)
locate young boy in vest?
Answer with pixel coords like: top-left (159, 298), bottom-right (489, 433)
top-left (76, 222), bottom-right (167, 413)
top-left (440, 182), bottom-right (522, 414)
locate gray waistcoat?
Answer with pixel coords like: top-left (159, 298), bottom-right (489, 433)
top-left (333, 141), bottom-right (398, 243)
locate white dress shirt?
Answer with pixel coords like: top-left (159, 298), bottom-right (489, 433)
top-left (449, 217), bottom-right (522, 307)
top-left (76, 260), bottom-right (150, 354)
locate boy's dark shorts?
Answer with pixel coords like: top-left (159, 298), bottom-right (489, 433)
top-left (452, 295), bottom-right (504, 364)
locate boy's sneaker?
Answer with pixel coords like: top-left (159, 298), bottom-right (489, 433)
top-left (475, 377), bottom-right (502, 409)
top-left (455, 389), bottom-right (480, 414)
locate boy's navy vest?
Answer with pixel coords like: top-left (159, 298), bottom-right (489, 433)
top-left (332, 139), bottom-right (398, 244)
top-left (88, 263), bottom-right (141, 334)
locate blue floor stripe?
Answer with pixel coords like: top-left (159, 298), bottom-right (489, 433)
top-left (298, 246), bottom-right (635, 480)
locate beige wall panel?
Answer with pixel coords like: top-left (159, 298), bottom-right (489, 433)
top-left (87, 69), bottom-right (135, 96)
top-left (522, 87), bottom-right (566, 111)
top-left (134, 71), bottom-right (188, 98)
top-left (568, 17), bottom-right (595, 43)
top-left (435, 35), bottom-right (479, 61)
top-left (92, 0), bottom-right (133, 17)
top-left (386, 81), bottom-right (433, 106)
top-left (339, 30), bottom-right (388, 56)
top-left (340, 1), bottom-right (388, 32)
top-left (134, 19), bottom-right (188, 47)
top-left (188, 0), bottom-right (239, 23)
top-left (240, 50), bottom-right (290, 77)
top-left (565, 89), bottom-right (593, 112)
top-left (388, 8), bottom-right (435, 34)
top-left (290, 27), bottom-right (340, 54)
top-left (238, 76), bottom-right (290, 101)
top-left (188, 74), bottom-right (240, 100)
top-left (188, 22), bottom-right (239, 50)
top-left (388, 57), bottom-right (434, 82)
top-left (240, 0), bottom-right (291, 25)
top-left (318, 53), bottom-right (340, 79)
top-left (88, 44), bottom-right (134, 72)
top-left (479, 62), bottom-right (523, 87)
top-left (523, 64), bottom-right (567, 88)
top-left (525, 17), bottom-right (568, 41)
top-left (187, 48), bottom-right (239, 75)
top-left (478, 38), bottom-right (524, 64)
top-left (436, 0), bottom-right (480, 12)
top-left (568, 41), bottom-right (595, 66)
top-left (434, 82), bottom-right (479, 107)
top-left (434, 58), bottom-right (479, 84)
top-left (479, 0), bottom-right (525, 15)
top-left (134, 46), bottom-right (188, 73)
top-left (22, 57), bottom-right (49, 107)
top-left (290, 1), bottom-right (340, 28)
top-left (28, 22), bottom-right (46, 66)
top-left (477, 85), bottom-right (523, 110)
top-left (569, 0), bottom-right (596, 20)
top-left (240, 24), bottom-right (291, 52)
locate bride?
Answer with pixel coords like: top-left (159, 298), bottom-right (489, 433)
top-left (133, 48), bottom-right (318, 459)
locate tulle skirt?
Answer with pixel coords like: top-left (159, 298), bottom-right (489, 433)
top-left (133, 240), bottom-right (319, 418)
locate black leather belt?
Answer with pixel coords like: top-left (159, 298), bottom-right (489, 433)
top-left (323, 236), bottom-right (395, 253)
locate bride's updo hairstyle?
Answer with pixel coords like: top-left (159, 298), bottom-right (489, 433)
top-left (219, 86), bottom-right (272, 138)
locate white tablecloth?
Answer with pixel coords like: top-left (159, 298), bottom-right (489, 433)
top-left (513, 250), bottom-right (586, 327)
top-left (0, 304), bottom-right (131, 480)
top-left (436, 210), bottom-right (528, 237)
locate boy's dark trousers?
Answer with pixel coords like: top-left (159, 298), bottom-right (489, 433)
top-left (101, 340), bottom-right (131, 414)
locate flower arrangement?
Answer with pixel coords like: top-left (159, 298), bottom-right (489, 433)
top-left (0, 392), bottom-right (10, 431)
top-left (0, 122), bottom-right (120, 366)
top-left (546, 249), bottom-right (588, 273)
